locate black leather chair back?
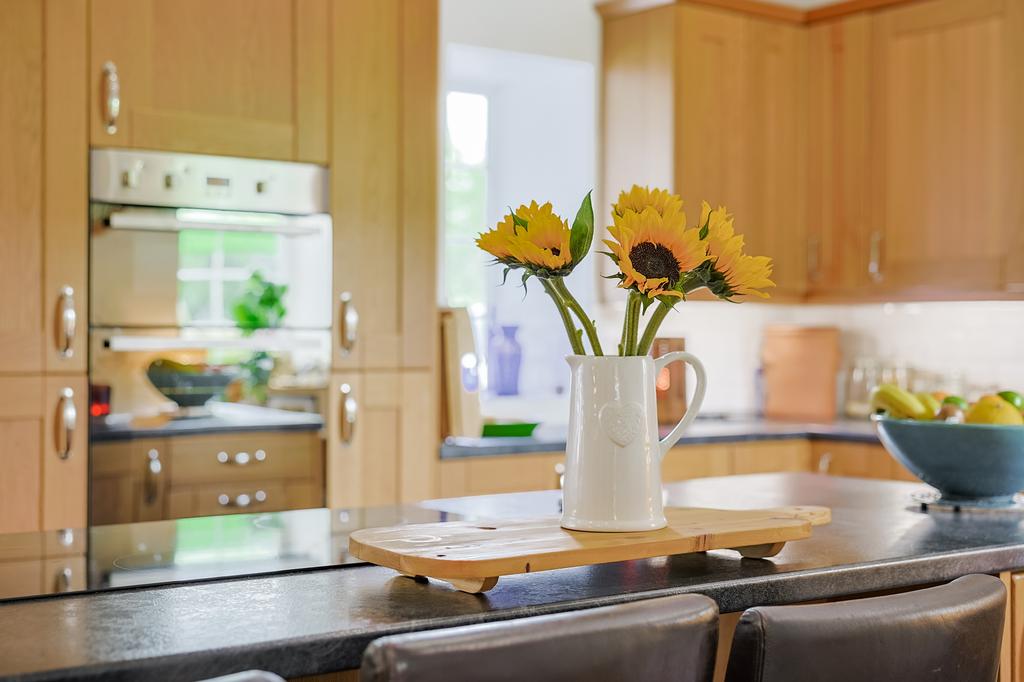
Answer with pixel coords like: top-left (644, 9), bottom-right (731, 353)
top-left (725, 574), bottom-right (1006, 682)
top-left (361, 593), bottom-right (718, 682)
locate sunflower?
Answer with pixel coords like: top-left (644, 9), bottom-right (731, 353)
top-left (604, 207), bottom-right (708, 298)
top-left (476, 201), bottom-right (572, 274)
top-left (613, 185), bottom-right (684, 219)
top-left (698, 201), bottom-right (775, 299)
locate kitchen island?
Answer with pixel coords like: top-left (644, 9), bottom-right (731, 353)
top-left (3, 473), bottom-right (1024, 680)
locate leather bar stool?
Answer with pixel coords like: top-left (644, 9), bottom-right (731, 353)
top-left (725, 574), bottom-right (1006, 682)
top-left (361, 593), bottom-right (719, 682)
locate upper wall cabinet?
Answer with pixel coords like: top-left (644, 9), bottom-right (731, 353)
top-left (869, 0), bottom-right (1024, 296)
top-left (603, 4), bottom-right (807, 300)
top-left (90, 0), bottom-right (328, 162)
top-left (805, 14), bottom-right (873, 299)
top-left (0, 0), bottom-right (87, 374)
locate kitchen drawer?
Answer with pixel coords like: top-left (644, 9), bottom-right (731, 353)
top-left (167, 480), bottom-right (322, 519)
top-left (168, 431), bottom-right (321, 486)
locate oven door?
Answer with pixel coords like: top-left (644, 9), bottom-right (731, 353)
top-left (90, 204), bottom-right (332, 330)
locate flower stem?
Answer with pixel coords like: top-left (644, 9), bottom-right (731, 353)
top-left (637, 301), bottom-right (673, 356)
top-left (541, 279), bottom-right (586, 355)
top-left (623, 291), bottom-right (642, 355)
top-left (551, 278), bottom-right (603, 356)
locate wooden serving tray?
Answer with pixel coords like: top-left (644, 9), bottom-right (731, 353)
top-left (349, 505), bottom-right (830, 593)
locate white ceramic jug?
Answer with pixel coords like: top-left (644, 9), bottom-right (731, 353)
top-left (561, 353), bottom-right (707, 532)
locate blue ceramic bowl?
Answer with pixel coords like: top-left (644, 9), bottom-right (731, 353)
top-left (874, 416), bottom-right (1024, 503)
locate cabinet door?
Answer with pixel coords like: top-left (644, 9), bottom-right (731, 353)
top-left (330, 0), bottom-right (438, 371)
top-left (806, 15), bottom-right (873, 299)
top-left (89, 0), bottom-right (328, 162)
top-left (677, 7), bottom-right (806, 299)
top-left (42, 377), bottom-right (88, 530)
top-left (732, 440), bottom-right (812, 474)
top-left (0, 378), bottom-right (44, 534)
top-left (0, 0), bottom-right (44, 374)
top-left (326, 370), bottom-right (437, 507)
top-left (871, 0), bottom-right (1022, 294)
top-left (741, 18), bottom-right (806, 298)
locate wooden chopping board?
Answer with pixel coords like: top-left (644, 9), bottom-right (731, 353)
top-left (349, 505), bottom-right (830, 593)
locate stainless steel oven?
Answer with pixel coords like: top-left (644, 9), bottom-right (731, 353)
top-left (88, 148), bottom-right (332, 524)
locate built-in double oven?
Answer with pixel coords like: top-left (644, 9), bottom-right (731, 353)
top-left (88, 148), bottom-right (333, 524)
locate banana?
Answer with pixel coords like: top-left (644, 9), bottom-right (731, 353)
top-left (870, 384), bottom-right (928, 420)
top-left (915, 392), bottom-right (941, 420)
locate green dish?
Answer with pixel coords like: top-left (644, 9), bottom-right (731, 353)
top-left (481, 422), bottom-right (540, 438)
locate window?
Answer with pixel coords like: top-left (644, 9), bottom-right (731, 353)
top-left (177, 230), bottom-right (284, 326)
top-left (443, 91), bottom-right (490, 309)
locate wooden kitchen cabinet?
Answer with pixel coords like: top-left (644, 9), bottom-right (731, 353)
top-left (0, 377), bottom-right (87, 534)
top-left (326, 370), bottom-right (438, 507)
top-left (812, 439), bottom-right (917, 481)
top-left (662, 444), bottom-right (733, 481)
top-left (604, 4), bottom-right (807, 299)
top-left (89, 0), bottom-right (328, 162)
top-left (439, 453), bottom-right (565, 498)
top-left (91, 438), bottom-right (169, 526)
top-left (869, 0), bottom-right (1024, 296)
top-left (0, 0), bottom-right (87, 375)
top-left (330, 0), bottom-right (439, 372)
top-left (805, 14), bottom-right (873, 299)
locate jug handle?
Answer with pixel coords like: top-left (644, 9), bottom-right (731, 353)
top-left (656, 351), bottom-right (707, 459)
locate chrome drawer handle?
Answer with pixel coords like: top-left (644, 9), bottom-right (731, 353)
top-left (143, 449), bottom-right (162, 505)
top-left (56, 387), bottom-right (77, 460)
top-left (55, 566), bottom-right (73, 593)
top-left (340, 383), bottom-right (357, 444)
top-left (339, 292), bottom-right (358, 355)
top-left (57, 286), bottom-right (76, 358)
top-left (102, 61), bottom-right (120, 134)
top-left (216, 449), bottom-right (266, 466)
top-left (218, 490), bottom-right (267, 508)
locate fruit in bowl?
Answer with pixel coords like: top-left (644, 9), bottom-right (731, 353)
top-left (870, 384), bottom-right (1024, 426)
top-left (870, 384), bottom-right (1024, 504)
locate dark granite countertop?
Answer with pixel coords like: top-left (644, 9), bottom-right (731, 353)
top-left (441, 417), bottom-right (880, 458)
top-left (4, 473), bottom-right (1024, 681)
top-left (90, 402), bottom-right (324, 442)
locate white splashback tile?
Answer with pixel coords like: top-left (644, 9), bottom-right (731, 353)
top-left (597, 300), bottom-right (1024, 414)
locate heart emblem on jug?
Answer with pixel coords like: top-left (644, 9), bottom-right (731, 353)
top-left (598, 401), bottom-right (645, 447)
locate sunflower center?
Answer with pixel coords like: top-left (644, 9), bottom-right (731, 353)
top-left (629, 241), bottom-right (680, 286)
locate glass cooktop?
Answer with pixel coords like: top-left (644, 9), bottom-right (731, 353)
top-left (0, 503), bottom-right (516, 602)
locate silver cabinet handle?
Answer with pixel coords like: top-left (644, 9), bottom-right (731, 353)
top-left (339, 382), bottom-right (357, 444)
top-left (868, 231), bottom-right (883, 282)
top-left (339, 292), bottom-right (358, 355)
top-left (54, 566), bottom-right (73, 593)
top-left (554, 462), bottom-right (565, 490)
top-left (218, 490), bottom-right (267, 508)
top-left (143, 448), bottom-right (162, 505)
top-left (102, 61), bottom-right (120, 134)
top-left (817, 452), bottom-right (833, 474)
top-left (57, 286), bottom-right (76, 358)
top-left (216, 449), bottom-right (266, 466)
top-left (56, 388), bottom-right (77, 460)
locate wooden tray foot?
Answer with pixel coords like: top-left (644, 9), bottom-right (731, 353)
top-left (399, 572), bottom-right (428, 583)
top-left (446, 576), bottom-right (499, 593)
top-left (733, 542), bottom-right (786, 558)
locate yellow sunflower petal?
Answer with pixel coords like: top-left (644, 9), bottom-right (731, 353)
top-left (613, 185), bottom-right (684, 220)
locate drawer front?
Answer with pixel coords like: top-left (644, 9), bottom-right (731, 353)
top-left (167, 480), bottom-right (322, 519)
top-left (169, 431), bottom-right (321, 485)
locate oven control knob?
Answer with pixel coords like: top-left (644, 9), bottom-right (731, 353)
top-left (164, 173), bottom-right (175, 189)
top-left (120, 162), bottom-right (143, 189)
top-left (256, 180), bottom-right (268, 194)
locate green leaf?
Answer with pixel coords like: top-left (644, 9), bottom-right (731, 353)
top-left (569, 190), bottom-right (594, 265)
top-left (698, 211), bottom-right (711, 241)
top-left (509, 207), bottom-right (529, 231)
